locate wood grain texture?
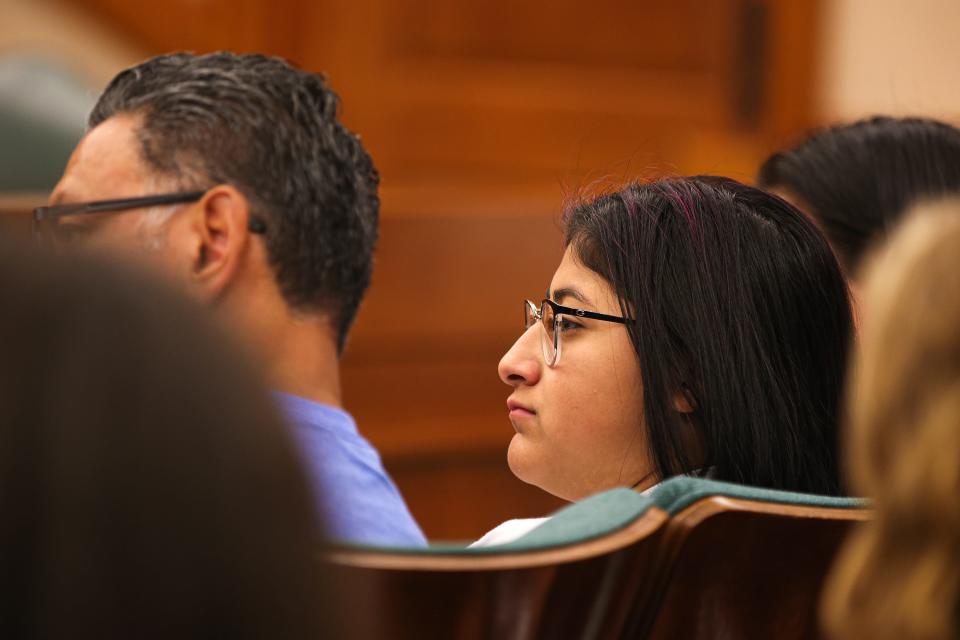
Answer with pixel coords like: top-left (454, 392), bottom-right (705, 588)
top-left (324, 508), bottom-right (670, 639)
top-left (45, 0), bottom-right (821, 539)
top-left (323, 498), bottom-right (869, 639)
top-left (631, 498), bottom-right (871, 640)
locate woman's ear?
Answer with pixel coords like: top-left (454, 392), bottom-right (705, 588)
top-left (672, 386), bottom-right (697, 414)
top-left (673, 385), bottom-right (707, 470)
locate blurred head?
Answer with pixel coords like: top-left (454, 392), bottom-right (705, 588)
top-left (758, 116), bottom-right (960, 282)
top-left (499, 176), bottom-right (852, 501)
top-left (45, 51), bottom-right (379, 353)
top-left (822, 200), bottom-right (960, 640)
top-left (0, 242), bottom-right (328, 638)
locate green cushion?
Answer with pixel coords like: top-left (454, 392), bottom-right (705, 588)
top-left (495, 488), bottom-right (655, 552)
top-left (337, 488), bottom-right (656, 555)
top-left (649, 476), bottom-right (869, 515)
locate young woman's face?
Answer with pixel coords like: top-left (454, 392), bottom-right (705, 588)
top-left (498, 246), bottom-right (653, 501)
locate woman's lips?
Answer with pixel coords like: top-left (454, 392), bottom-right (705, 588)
top-left (507, 398), bottom-right (536, 419)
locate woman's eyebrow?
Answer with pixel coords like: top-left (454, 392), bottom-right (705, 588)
top-left (548, 286), bottom-right (592, 306)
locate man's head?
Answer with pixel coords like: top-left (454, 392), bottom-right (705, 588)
top-left (48, 52), bottom-right (379, 353)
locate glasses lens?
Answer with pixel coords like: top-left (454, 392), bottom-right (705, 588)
top-left (524, 300), bottom-right (538, 331)
top-left (540, 302), bottom-right (559, 366)
top-left (36, 216), bottom-right (103, 251)
top-left (33, 216), bottom-right (60, 250)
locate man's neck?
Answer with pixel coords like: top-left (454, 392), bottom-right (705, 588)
top-left (268, 313), bottom-right (343, 407)
top-left (224, 291), bottom-right (343, 408)
top-left (217, 251), bottom-right (344, 408)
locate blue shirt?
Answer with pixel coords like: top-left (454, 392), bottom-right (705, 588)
top-left (275, 393), bottom-right (426, 547)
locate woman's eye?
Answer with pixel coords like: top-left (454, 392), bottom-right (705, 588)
top-left (559, 317), bottom-right (582, 332)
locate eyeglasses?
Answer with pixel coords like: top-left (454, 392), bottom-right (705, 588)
top-left (523, 298), bottom-right (628, 366)
top-left (32, 191), bottom-right (267, 249)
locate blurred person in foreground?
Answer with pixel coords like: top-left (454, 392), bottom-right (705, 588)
top-left (822, 199), bottom-right (960, 640)
top-left (758, 116), bottom-right (960, 306)
top-left (0, 241), bottom-right (334, 638)
top-left (34, 51), bottom-right (425, 546)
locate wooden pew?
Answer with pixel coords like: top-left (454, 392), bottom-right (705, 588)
top-left (321, 479), bottom-right (869, 639)
top-left (626, 478), bottom-right (870, 640)
top-left (323, 489), bottom-right (667, 640)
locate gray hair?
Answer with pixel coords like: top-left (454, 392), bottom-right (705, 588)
top-left (89, 52), bottom-right (379, 353)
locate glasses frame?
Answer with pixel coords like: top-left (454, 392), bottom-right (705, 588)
top-left (524, 298), bottom-right (628, 367)
top-left (32, 191), bottom-right (267, 246)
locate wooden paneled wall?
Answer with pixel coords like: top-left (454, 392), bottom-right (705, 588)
top-left (47, 0), bottom-right (820, 539)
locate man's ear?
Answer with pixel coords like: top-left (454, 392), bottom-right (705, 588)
top-left (190, 185), bottom-right (253, 300)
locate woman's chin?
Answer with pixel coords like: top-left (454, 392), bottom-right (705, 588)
top-left (506, 436), bottom-right (571, 500)
top-left (506, 435), bottom-right (543, 487)
top-left (506, 435), bottom-right (527, 476)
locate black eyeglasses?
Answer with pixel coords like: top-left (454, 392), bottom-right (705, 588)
top-left (523, 298), bottom-right (628, 366)
top-left (32, 191), bottom-right (267, 248)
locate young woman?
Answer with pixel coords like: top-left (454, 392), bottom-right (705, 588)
top-left (822, 200), bottom-right (960, 640)
top-left (475, 176), bottom-right (853, 545)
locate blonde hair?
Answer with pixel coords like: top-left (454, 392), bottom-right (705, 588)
top-left (822, 198), bottom-right (960, 639)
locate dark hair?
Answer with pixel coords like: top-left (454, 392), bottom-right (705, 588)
top-left (758, 116), bottom-right (960, 276)
top-left (0, 241), bottom-right (331, 638)
top-left (89, 51), bottom-right (380, 353)
top-left (564, 176), bottom-right (853, 496)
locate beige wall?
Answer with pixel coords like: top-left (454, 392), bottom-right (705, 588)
top-left (0, 0), bottom-right (143, 86)
top-left (819, 0), bottom-right (960, 123)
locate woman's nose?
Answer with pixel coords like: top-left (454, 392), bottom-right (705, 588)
top-left (498, 325), bottom-right (542, 387)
